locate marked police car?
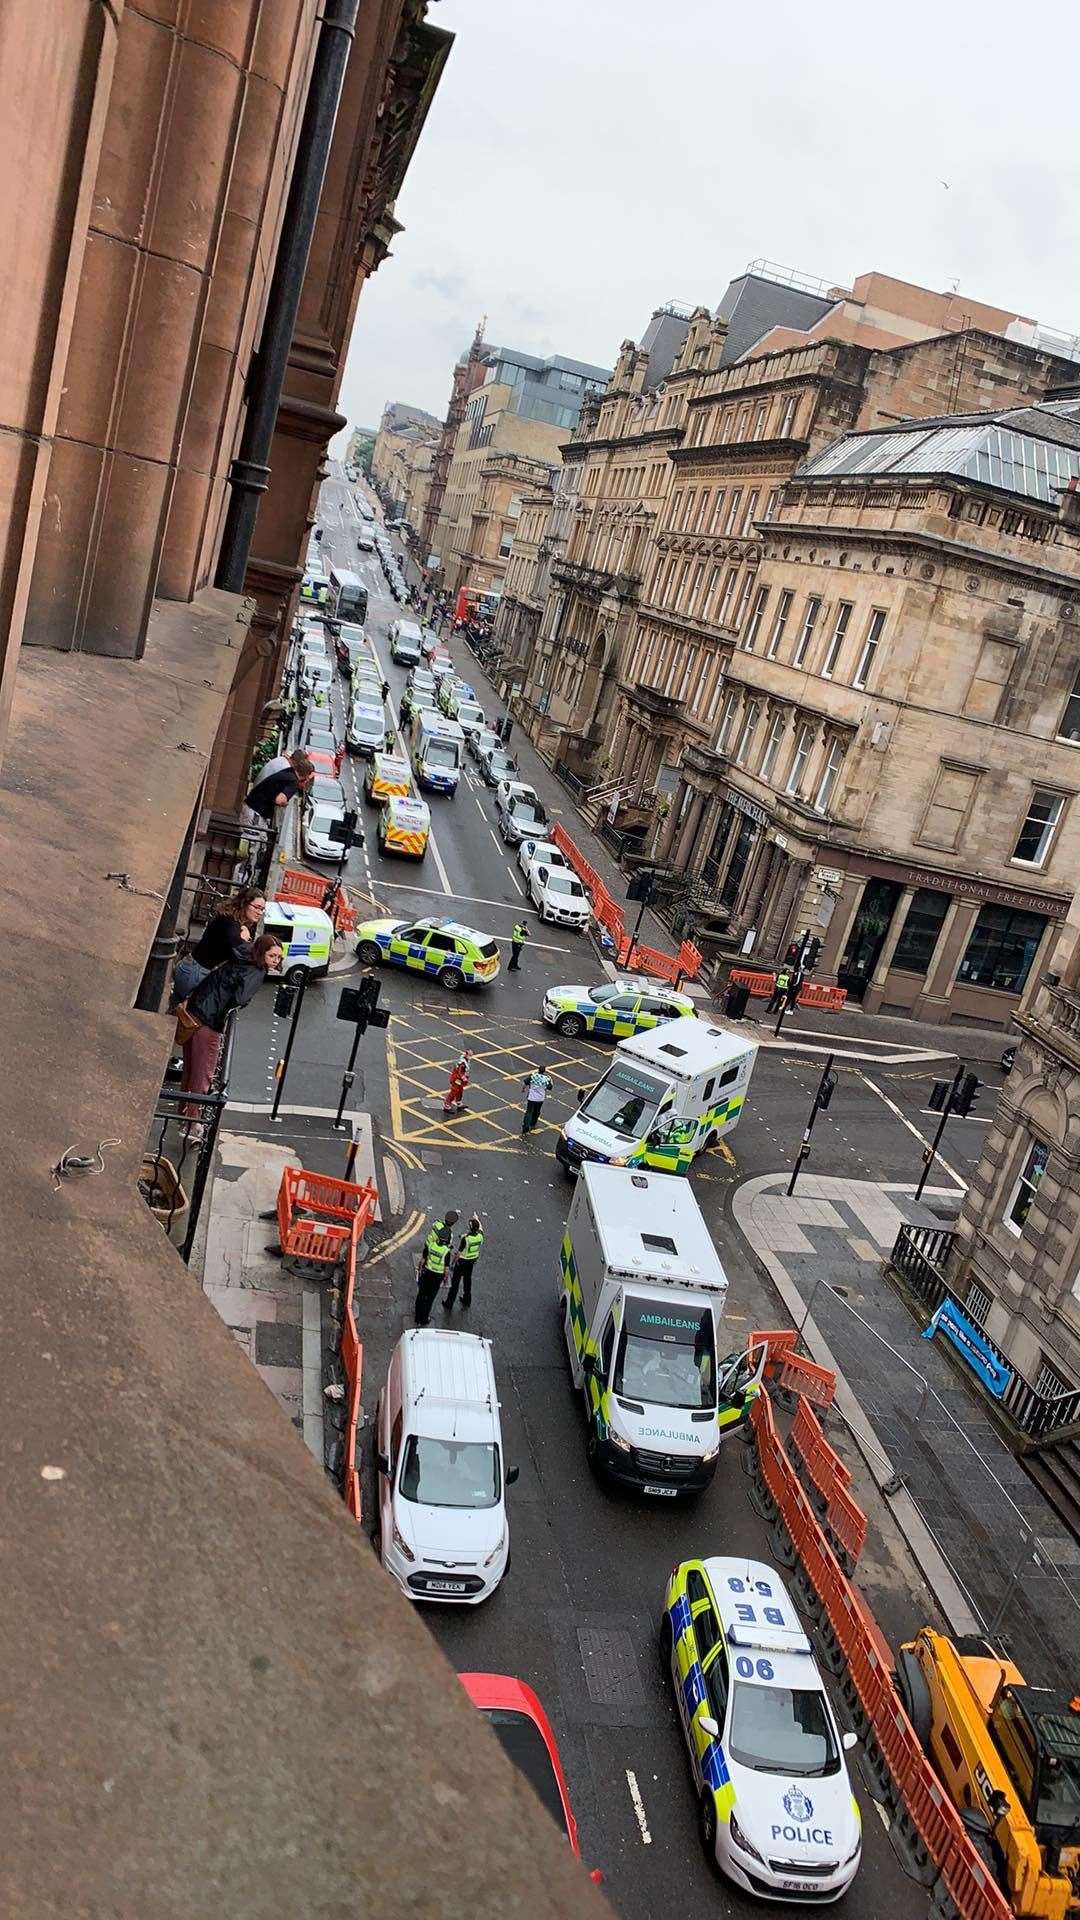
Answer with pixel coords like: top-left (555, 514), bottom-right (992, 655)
top-left (661, 1555), bottom-right (861, 1902)
top-left (354, 915), bottom-right (500, 990)
top-left (542, 977), bottom-right (696, 1040)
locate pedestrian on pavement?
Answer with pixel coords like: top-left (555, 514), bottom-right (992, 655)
top-left (172, 885), bottom-right (266, 1007)
top-left (380, 679), bottom-right (390, 705)
top-left (508, 919), bottom-right (529, 971)
top-left (767, 963), bottom-right (792, 1015)
top-left (415, 1209), bottom-right (460, 1325)
top-left (443, 1050), bottom-right (471, 1116)
top-left (521, 1066), bottom-right (553, 1135)
top-left (444, 1214), bottom-right (484, 1310)
top-left (784, 966), bottom-right (803, 1012)
top-left (178, 934), bottom-right (283, 1134)
top-left (398, 692), bottom-right (411, 731)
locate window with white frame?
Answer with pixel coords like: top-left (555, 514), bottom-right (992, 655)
top-left (779, 394), bottom-right (798, 436)
top-left (743, 585), bottom-right (770, 651)
top-left (682, 489), bottom-right (697, 530)
top-left (688, 562), bottom-right (705, 612)
top-left (1004, 1140), bottom-right (1048, 1236)
top-left (1012, 789), bottom-right (1066, 867)
top-left (715, 690), bottom-right (740, 752)
top-left (753, 401), bottom-right (769, 439)
top-left (1034, 1355), bottom-right (1069, 1401)
top-left (786, 723), bottom-right (814, 795)
top-left (964, 1282), bottom-right (993, 1329)
top-left (737, 405), bottom-right (751, 439)
top-left (733, 572), bottom-right (756, 634)
top-left (709, 489), bottom-right (727, 533)
top-left (717, 566), bottom-right (739, 624)
top-left (1057, 667), bottom-right (1080, 743)
top-left (793, 595), bottom-right (822, 666)
top-left (740, 488), bottom-right (760, 536)
top-left (694, 489), bottom-right (711, 531)
top-left (702, 564), bottom-right (722, 618)
top-left (760, 709), bottom-right (786, 780)
top-left (723, 489), bottom-right (743, 535)
top-left (734, 699), bottom-right (760, 765)
top-left (679, 648), bottom-right (696, 701)
top-left (668, 490), bottom-right (684, 530)
top-left (814, 737), bottom-right (846, 812)
top-left (821, 602), bottom-right (852, 678)
top-left (853, 608), bottom-right (886, 688)
top-left (764, 488), bottom-right (780, 522)
top-left (705, 665), bottom-right (724, 723)
top-left (692, 649), bottom-right (711, 709)
top-left (767, 588), bottom-right (793, 658)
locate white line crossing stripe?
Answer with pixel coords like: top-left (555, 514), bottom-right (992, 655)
top-left (855, 1070), bottom-right (968, 1191)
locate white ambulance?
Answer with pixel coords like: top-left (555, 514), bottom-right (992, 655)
top-left (558, 1165), bottom-right (763, 1497)
top-left (557, 1019), bottom-right (758, 1177)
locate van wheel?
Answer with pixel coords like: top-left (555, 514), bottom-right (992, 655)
top-left (357, 940), bottom-right (382, 966)
top-left (585, 1427), bottom-right (601, 1475)
top-left (286, 964), bottom-right (308, 987)
top-left (557, 1012), bottom-right (586, 1038)
top-left (439, 967), bottom-right (462, 991)
top-left (704, 1131), bottom-right (718, 1152)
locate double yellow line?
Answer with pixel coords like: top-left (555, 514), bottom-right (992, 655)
top-left (362, 1207), bottom-right (426, 1266)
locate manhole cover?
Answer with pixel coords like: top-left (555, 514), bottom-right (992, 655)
top-left (577, 1628), bottom-right (644, 1707)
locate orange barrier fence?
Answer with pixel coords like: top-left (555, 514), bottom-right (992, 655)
top-left (275, 1169), bottom-right (378, 1523)
top-left (550, 824), bottom-right (702, 982)
top-left (728, 967), bottom-right (847, 1011)
top-left (749, 1330), bottom-right (837, 1410)
top-left (750, 1391), bottom-right (1011, 1920)
top-left (274, 867), bottom-right (357, 934)
top-left (788, 1397), bottom-right (867, 1568)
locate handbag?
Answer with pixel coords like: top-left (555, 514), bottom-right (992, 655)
top-left (174, 1002), bottom-right (203, 1046)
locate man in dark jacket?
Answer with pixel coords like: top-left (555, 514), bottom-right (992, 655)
top-left (245, 749), bottom-right (314, 825)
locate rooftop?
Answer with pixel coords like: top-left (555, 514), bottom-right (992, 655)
top-left (795, 398), bottom-right (1080, 506)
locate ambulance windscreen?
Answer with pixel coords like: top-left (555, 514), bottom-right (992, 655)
top-left (615, 1301), bottom-right (715, 1411)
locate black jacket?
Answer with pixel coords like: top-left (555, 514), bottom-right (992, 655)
top-left (191, 912), bottom-right (248, 969)
top-left (186, 958), bottom-right (266, 1034)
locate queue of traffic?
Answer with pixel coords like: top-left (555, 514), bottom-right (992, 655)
top-left (285, 496), bottom-right (864, 1906)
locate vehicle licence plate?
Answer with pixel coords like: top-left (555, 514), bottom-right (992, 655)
top-left (425, 1578), bottom-right (467, 1593)
top-left (642, 1485), bottom-right (678, 1498)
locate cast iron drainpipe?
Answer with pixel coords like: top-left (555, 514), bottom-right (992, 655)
top-left (215, 0), bottom-right (359, 592)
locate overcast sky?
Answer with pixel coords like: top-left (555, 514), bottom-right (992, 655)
top-left (335, 0), bottom-right (1080, 441)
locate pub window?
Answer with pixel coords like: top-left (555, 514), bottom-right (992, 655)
top-left (891, 889), bottom-right (951, 975)
top-left (957, 904), bottom-right (1047, 995)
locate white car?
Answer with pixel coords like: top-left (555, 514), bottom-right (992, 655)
top-left (528, 864), bottom-right (589, 929)
top-left (455, 701), bottom-right (486, 744)
top-left (518, 837), bottom-right (568, 878)
top-left (407, 666), bottom-right (436, 696)
top-left (376, 1329), bottom-right (517, 1606)
top-left (347, 702), bottom-right (386, 756)
top-left (494, 777), bottom-right (538, 815)
top-left (301, 658), bottom-right (333, 699)
top-left (302, 800), bottom-right (347, 862)
top-left (662, 1555), bottom-right (861, 1903)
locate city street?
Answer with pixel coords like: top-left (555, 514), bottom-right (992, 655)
top-left (226, 463), bottom-right (1005, 1917)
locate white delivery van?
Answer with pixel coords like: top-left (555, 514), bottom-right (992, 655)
top-left (559, 1165), bottom-right (763, 1496)
top-left (557, 1019), bottom-right (757, 1177)
top-left (375, 1329), bottom-right (517, 1605)
top-left (411, 712), bottom-right (464, 796)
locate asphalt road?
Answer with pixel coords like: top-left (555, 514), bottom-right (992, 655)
top-left (226, 462), bottom-right (993, 1916)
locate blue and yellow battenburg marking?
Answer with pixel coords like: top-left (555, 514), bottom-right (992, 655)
top-left (631, 1093), bottom-right (745, 1174)
top-left (666, 1572), bottom-right (736, 1817)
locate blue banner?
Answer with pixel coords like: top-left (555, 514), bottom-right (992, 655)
top-left (922, 1298), bottom-right (1012, 1398)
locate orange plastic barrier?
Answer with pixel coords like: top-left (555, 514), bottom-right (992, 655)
top-left (751, 1392), bottom-right (1011, 1920)
top-left (276, 1167), bottom-right (374, 1265)
top-left (728, 967), bottom-right (847, 1011)
top-left (748, 1332), bottom-right (837, 1411)
top-left (788, 1398), bottom-right (867, 1567)
top-left (340, 1204), bottom-right (375, 1521)
top-left (551, 825), bottom-right (703, 982)
top-left (274, 867), bottom-right (357, 934)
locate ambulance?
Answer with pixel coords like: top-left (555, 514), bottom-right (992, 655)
top-left (558, 1165), bottom-right (763, 1496)
top-left (262, 902), bottom-right (334, 984)
top-left (557, 1019), bottom-right (757, 1178)
top-left (377, 794), bottom-right (430, 860)
top-left (363, 750), bottom-right (411, 806)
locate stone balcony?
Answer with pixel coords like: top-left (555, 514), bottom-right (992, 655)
top-left (551, 556), bottom-right (639, 604)
top-left (1016, 979), bottom-right (1080, 1071)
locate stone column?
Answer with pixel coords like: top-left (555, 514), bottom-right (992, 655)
top-left (673, 787), bottom-right (707, 869)
top-left (818, 874), bottom-right (864, 981)
top-left (657, 777), bottom-right (691, 865)
top-left (691, 795), bottom-right (725, 876)
top-left (913, 899), bottom-right (978, 1020)
top-left (24, 2), bottom-right (250, 656)
top-left (862, 885), bottom-right (915, 1014)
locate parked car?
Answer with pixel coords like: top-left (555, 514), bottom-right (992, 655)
top-left (302, 800), bottom-right (346, 862)
top-left (479, 746), bottom-right (518, 789)
top-left (310, 775), bottom-right (346, 810)
top-left (335, 622), bottom-right (366, 671)
top-left (470, 727), bottom-right (500, 765)
top-left (518, 837), bottom-right (568, 878)
top-left (389, 619), bottom-right (424, 666)
top-left (347, 702), bottom-right (387, 757)
top-left (458, 1675), bottom-right (598, 1875)
top-left (407, 665), bottom-right (436, 696)
top-left (498, 794), bottom-right (550, 846)
top-left (527, 863), bottom-right (589, 928)
top-left (494, 777), bottom-right (539, 815)
top-left (420, 629), bottom-right (441, 660)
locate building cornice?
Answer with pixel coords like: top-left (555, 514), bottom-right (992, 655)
top-left (559, 426), bottom-right (683, 461)
top-left (637, 601), bottom-right (737, 648)
top-left (671, 435), bottom-right (809, 467)
top-left (765, 517), bottom-right (1080, 598)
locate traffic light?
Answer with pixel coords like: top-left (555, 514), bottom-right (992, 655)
top-left (953, 1071), bottom-right (980, 1117)
top-left (818, 1067), bottom-right (837, 1111)
top-left (928, 1080), bottom-right (950, 1112)
top-left (803, 936), bottom-right (822, 973)
top-left (328, 807), bottom-right (361, 849)
top-left (274, 982), bottom-right (297, 1018)
top-left (627, 869), bottom-right (656, 905)
top-left (337, 975), bottom-right (389, 1034)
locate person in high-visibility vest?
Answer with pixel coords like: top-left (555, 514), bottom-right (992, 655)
top-left (415, 1210), bottom-right (459, 1325)
top-left (767, 964), bottom-right (792, 1015)
top-left (444, 1214), bottom-right (484, 1310)
top-left (508, 920), bottom-right (529, 972)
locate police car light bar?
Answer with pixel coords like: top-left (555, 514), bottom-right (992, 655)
top-left (726, 1627), bottom-right (812, 1656)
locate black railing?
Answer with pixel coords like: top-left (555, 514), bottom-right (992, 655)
top-left (141, 1016), bottom-right (236, 1263)
top-left (553, 759), bottom-right (588, 800)
top-left (891, 1224), bottom-right (1080, 1439)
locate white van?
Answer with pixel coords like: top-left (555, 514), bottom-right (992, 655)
top-left (261, 903), bottom-right (334, 984)
top-left (411, 712), bottom-right (464, 796)
top-left (557, 1020), bottom-right (758, 1177)
top-left (560, 1166), bottom-right (762, 1496)
top-left (375, 1329), bottom-right (517, 1605)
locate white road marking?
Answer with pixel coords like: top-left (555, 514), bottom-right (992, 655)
top-left (625, 1770), bottom-right (652, 1844)
top-left (375, 879), bottom-right (548, 917)
top-left (875, 1800), bottom-right (892, 1831)
top-left (488, 827), bottom-right (504, 858)
top-left (855, 1070), bottom-right (968, 1191)
top-left (919, 1108), bottom-right (991, 1123)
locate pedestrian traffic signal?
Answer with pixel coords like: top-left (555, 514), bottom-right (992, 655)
top-left (274, 982), bottom-right (297, 1018)
top-left (627, 868), bottom-right (656, 905)
top-left (928, 1080), bottom-right (950, 1112)
top-left (953, 1071), bottom-right (980, 1117)
top-left (818, 1068), bottom-right (837, 1110)
top-left (337, 976), bottom-right (389, 1032)
top-left (803, 936), bottom-right (822, 973)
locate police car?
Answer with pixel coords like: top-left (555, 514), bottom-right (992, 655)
top-left (354, 916), bottom-right (500, 991)
top-left (542, 976), bottom-right (696, 1040)
top-left (661, 1556), bottom-right (861, 1902)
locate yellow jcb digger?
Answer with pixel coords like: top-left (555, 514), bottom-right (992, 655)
top-left (896, 1629), bottom-right (1080, 1918)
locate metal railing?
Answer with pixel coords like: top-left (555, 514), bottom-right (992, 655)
top-left (892, 1224), bottom-right (1080, 1439)
top-left (141, 1016), bottom-right (237, 1263)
